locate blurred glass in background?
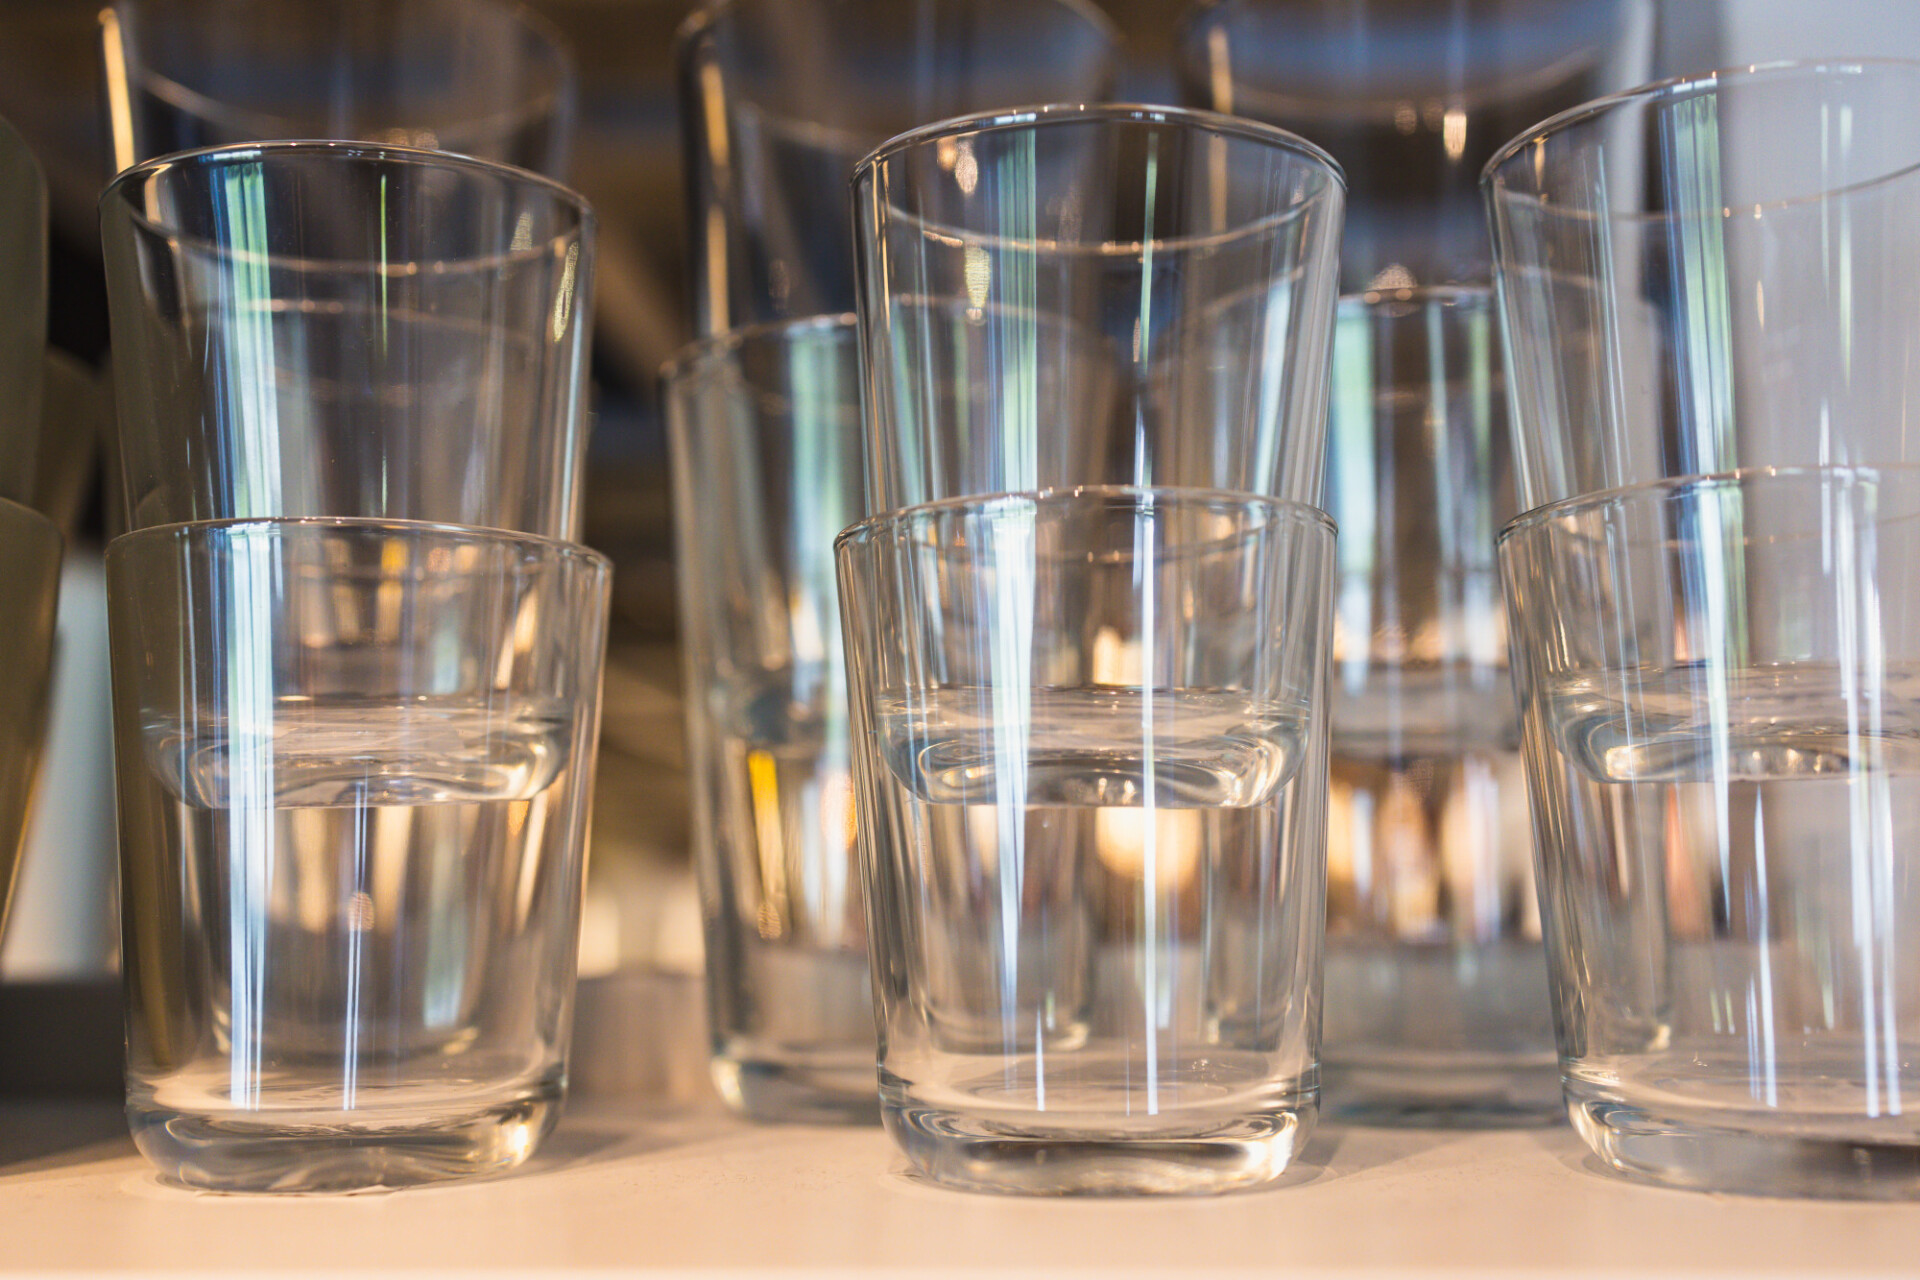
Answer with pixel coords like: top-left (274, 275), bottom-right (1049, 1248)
top-left (678, 0), bottom-right (1119, 336)
top-left (102, 0), bottom-right (575, 174)
top-left (1178, 0), bottom-right (1656, 291)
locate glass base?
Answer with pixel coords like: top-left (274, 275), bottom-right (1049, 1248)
top-left (1568, 1091), bottom-right (1920, 1199)
top-left (1324, 1059), bottom-right (1562, 1128)
top-left (710, 1055), bottom-right (879, 1125)
top-left (881, 1102), bottom-right (1314, 1196)
top-left (128, 1087), bottom-right (562, 1193)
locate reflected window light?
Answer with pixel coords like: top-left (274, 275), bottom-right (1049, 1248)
top-left (954, 141), bottom-right (978, 195)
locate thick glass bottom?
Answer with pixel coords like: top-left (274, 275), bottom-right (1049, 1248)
top-left (127, 1085), bottom-right (562, 1193)
top-left (1324, 1057), bottom-right (1562, 1128)
top-left (882, 1097), bottom-right (1313, 1196)
top-left (1568, 1087), bottom-right (1920, 1199)
top-left (710, 1054), bottom-right (879, 1125)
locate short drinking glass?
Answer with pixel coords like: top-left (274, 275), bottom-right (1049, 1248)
top-left (837, 487), bottom-right (1333, 1195)
top-left (103, 0), bottom-right (575, 175)
top-left (108, 517), bottom-right (611, 1192)
top-left (1503, 466), bottom-right (1920, 1197)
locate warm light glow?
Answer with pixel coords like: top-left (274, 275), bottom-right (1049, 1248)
top-left (1442, 108), bottom-right (1468, 162)
top-left (1094, 806), bottom-right (1202, 890)
top-left (748, 748), bottom-right (788, 939)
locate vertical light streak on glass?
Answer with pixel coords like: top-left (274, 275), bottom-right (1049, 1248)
top-left (1748, 791), bottom-right (1777, 1107)
top-left (789, 329), bottom-right (851, 942)
top-left (1836, 484), bottom-right (1899, 1114)
top-left (1250, 174), bottom-right (1295, 497)
top-left (986, 505), bottom-right (1035, 1087)
top-left (99, 8), bottom-right (135, 175)
top-left (995, 131), bottom-right (1039, 494)
top-left (342, 798), bottom-right (367, 1108)
top-left (1133, 134), bottom-right (1163, 1113)
top-left (214, 162), bottom-right (284, 517)
top-left (1426, 301), bottom-right (1458, 578)
top-left (1661, 96), bottom-right (1745, 909)
top-left (1330, 306), bottom-right (1375, 697)
top-left (1132, 134), bottom-right (1160, 489)
top-left (1663, 92), bottom-right (1736, 477)
top-left (210, 163), bottom-right (283, 1109)
top-left (1137, 503), bottom-right (1161, 1115)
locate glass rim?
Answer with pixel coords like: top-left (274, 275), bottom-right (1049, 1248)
top-left (1496, 463), bottom-right (1920, 546)
top-left (107, 514), bottom-right (612, 572)
top-left (108, 0), bottom-right (574, 148)
top-left (1482, 58), bottom-right (1920, 204)
top-left (853, 101), bottom-right (1345, 194)
top-left (673, 0), bottom-right (1122, 59)
top-left (658, 311), bottom-right (856, 384)
top-left (835, 484), bottom-right (1336, 552)
top-left (101, 139), bottom-right (595, 268)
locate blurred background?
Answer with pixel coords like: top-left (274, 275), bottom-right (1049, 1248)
top-left (0, 0), bottom-right (1903, 1098)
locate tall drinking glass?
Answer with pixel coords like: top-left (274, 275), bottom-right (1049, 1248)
top-left (103, 0), bottom-right (575, 175)
top-left (663, 316), bottom-right (873, 1123)
top-left (677, 0), bottom-right (1120, 335)
top-left (1503, 466), bottom-right (1920, 1198)
top-left (100, 142), bottom-right (595, 540)
top-left (854, 105), bottom-right (1346, 513)
top-left (1321, 287), bottom-right (1551, 1123)
top-left (109, 517), bottom-right (610, 1192)
top-left (838, 488), bottom-right (1333, 1195)
top-left (1486, 60), bottom-right (1920, 511)
top-left (1179, 0), bottom-right (1654, 291)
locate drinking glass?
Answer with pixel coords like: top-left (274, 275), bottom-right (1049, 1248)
top-left (1321, 286), bottom-right (1552, 1124)
top-left (677, 0), bottom-right (1119, 335)
top-left (102, 0), bottom-right (575, 175)
top-left (1179, 0), bottom-right (1653, 292)
top-left (108, 517), bottom-right (611, 1192)
top-left (1503, 465), bottom-right (1920, 1198)
top-left (854, 105), bottom-right (1346, 513)
top-left (663, 316), bottom-right (873, 1123)
top-left (1486, 60), bottom-right (1920, 511)
top-left (837, 487), bottom-right (1333, 1195)
top-left (100, 142), bottom-right (595, 540)
top-left (0, 499), bottom-right (62, 941)
top-left (0, 114), bottom-right (45, 506)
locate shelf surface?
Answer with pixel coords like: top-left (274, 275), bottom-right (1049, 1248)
top-left (3, 1095), bottom-right (1919, 1278)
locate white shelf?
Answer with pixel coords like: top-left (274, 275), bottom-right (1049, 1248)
top-left (3, 1093), bottom-right (1918, 1277)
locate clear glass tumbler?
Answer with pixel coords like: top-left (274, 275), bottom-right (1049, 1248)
top-left (1321, 286), bottom-right (1552, 1124)
top-left (677, 0), bottom-right (1119, 335)
top-left (108, 517), bottom-right (611, 1192)
top-left (663, 316), bottom-right (874, 1123)
top-left (1502, 465), bottom-right (1920, 1198)
top-left (853, 105), bottom-right (1346, 513)
top-left (1178, 0), bottom-right (1653, 291)
top-left (837, 487), bottom-right (1333, 1195)
top-left (102, 0), bottom-right (575, 175)
top-left (1486, 60), bottom-right (1920, 511)
top-left (0, 498), bottom-right (62, 939)
top-left (100, 142), bottom-right (595, 541)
